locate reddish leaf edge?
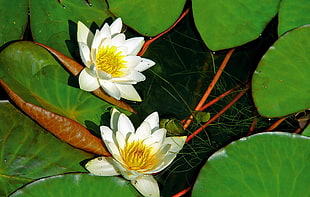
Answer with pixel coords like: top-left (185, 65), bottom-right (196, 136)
top-left (32, 41), bottom-right (136, 114)
top-left (0, 78), bottom-right (110, 156)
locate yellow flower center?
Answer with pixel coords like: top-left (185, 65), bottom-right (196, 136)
top-left (121, 141), bottom-right (157, 171)
top-left (96, 45), bottom-right (127, 77)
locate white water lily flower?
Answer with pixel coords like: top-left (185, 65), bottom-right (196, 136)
top-left (77, 18), bottom-right (155, 101)
top-left (86, 109), bottom-right (187, 197)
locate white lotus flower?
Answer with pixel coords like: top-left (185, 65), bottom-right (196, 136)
top-left (85, 109), bottom-right (187, 197)
top-left (77, 18), bottom-right (155, 101)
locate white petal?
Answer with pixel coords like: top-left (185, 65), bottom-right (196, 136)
top-left (104, 141), bottom-right (122, 161)
top-left (115, 130), bottom-right (126, 150)
top-left (97, 69), bottom-right (112, 80)
top-left (143, 112), bottom-right (159, 131)
top-left (77, 21), bottom-right (94, 46)
top-left (115, 84), bottom-right (142, 102)
top-left (135, 58), bottom-right (156, 72)
top-left (78, 68), bottom-right (100, 91)
top-left (92, 24), bottom-right (111, 50)
top-left (110, 108), bottom-right (121, 131)
top-left (85, 156), bottom-right (119, 176)
top-left (78, 42), bottom-right (91, 67)
top-left (125, 37), bottom-right (144, 55)
top-left (111, 33), bottom-right (126, 47)
top-left (123, 56), bottom-right (141, 69)
top-left (112, 71), bottom-right (145, 84)
top-left (148, 128), bottom-right (166, 144)
top-left (98, 79), bottom-right (121, 100)
top-left (110, 18), bottom-right (123, 35)
top-left (100, 126), bottom-right (114, 143)
top-left (131, 175), bottom-right (160, 197)
top-left (135, 121), bottom-right (151, 141)
top-left (165, 136), bottom-right (187, 153)
top-left (118, 113), bottom-right (135, 137)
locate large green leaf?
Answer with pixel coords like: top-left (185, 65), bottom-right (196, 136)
top-left (10, 173), bottom-right (138, 197)
top-left (278, 0), bottom-right (310, 36)
top-left (108, 0), bottom-right (186, 36)
top-left (0, 0), bottom-right (28, 45)
top-left (0, 41), bottom-right (113, 129)
top-left (252, 25), bottom-right (310, 117)
top-left (192, 132), bottom-right (310, 196)
top-left (192, 0), bottom-right (280, 51)
top-left (0, 102), bottom-right (93, 196)
top-left (1, 0), bottom-right (111, 57)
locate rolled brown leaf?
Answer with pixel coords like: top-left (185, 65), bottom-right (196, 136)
top-left (0, 79), bottom-right (110, 156)
top-left (33, 42), bottom-right (136, 114)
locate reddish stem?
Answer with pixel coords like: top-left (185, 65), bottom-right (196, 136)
top-left (186, 83), bottom-right (249, 143)
top-left (183, 48), bottom-right (236, 129)
top-left (138, 8), bottom-right (190, 56)
top-left (172, 186), bottom-right (192, 197)
top-left (265, 117), bottom-right (287, 131)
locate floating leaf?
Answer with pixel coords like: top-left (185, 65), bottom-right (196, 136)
top-left (10, 173), bottom-right (138, 197)
top-left (278, 0), bottom-right (310, 36)
top-left (192, 132), bottom-right (310, 196)
top-left (108, 0), bottom-right (187, 36)
top-left (0, 79), bottom-right (109, 155)
top-left (0, 102), bottom-right (93, 196)
top-left (252, 25), bottom-right (310, 117)
top-left (192, 0), bottom-right (280, 50)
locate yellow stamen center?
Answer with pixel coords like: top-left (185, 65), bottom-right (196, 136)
top-left (96, 45), bottom-right (127, 77)
top-left (121, 141), bottom-right (157, 171)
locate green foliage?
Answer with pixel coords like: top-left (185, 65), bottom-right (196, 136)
top-left (0, 0), bottom-right (309, 196)
top-left (252, 25), bottom-right (310, 117)
top-left (0, 102), bottom-right (93, 196)
top-left (10, 173), bottom-right (138, 197)
top-left (192, 132), bottom-right (310, 197)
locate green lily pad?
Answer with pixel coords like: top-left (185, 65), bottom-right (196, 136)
top-left (0, 102), bottom-right (93, 196)
top-left (302, 125), bottom-right (310, 137)
top-left (1, 0), bottom-right (111, 57)
top-left (278, 0), bottom-right (310, 36)
top-left (192, 0), bottom-right (280, 50)
top-left (192, 132), bottom-right (310, 197)
top-left (252, 25), bottom-right (310, 117)
top-left (0, 41), bottom-right (113, 129)
top-left (10, 173), bottom-right (138, 197)
top-left (108, 0), bottom-right (186, 36)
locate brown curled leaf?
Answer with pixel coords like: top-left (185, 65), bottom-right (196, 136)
top-left (33, 42), bottom-right (136, 114)
top-left (0, 79), bottom-right (110, 156)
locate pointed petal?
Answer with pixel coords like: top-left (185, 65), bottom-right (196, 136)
top-left (77, 21), bottom-right (94, 47)
top-left (145, 128), bottom-right (166, 145)
top-left (98, 80), bottom-right (121, 100)
top-left (78, 42), bottom-right (91, 67)
top-left (131, 175), bottom-right (160, 197)
top-left (135, 121), bottom-right (151, 141)
top-left (165, 136), bottom-right (187, 153)
top-left (116, 130), bottom-right (126, 150)
top-left (115, 84), bottom-right (142, 102)
top-left (135, 58), bottom-right (156, 72)
top-left (100, 126), bottom-right (114, 143)
top-left (110, 18), bottom-right (123, 35)
top-left (125, 37), bottom-right (144, 55)
top-left (112, 71), bottom-right (145, 84)
top-left (110, 108), bottom-right (121, 131)
top-left (85, 156), bottom-right (119, 176)
top-left (79, 68), bottom-right (100, 91)
top-left (97, 69), bottom-right (112, 80)
top-left (92, 24), bottom-right (111, 50)
top-left (123, 56), bottom-right (141, 69)
top-left (118, 113), bottom-right (135, 137)
top-left (111, 33), bottom-right (126, 47)
top-left (143, 112), bottom-right (159, 130)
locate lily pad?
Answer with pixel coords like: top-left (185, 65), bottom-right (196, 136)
top-left (0, 102), bottom-right (93, 196)
top-left (252, 25), bottom-right (310, 117)
top-left (0, 41), bottom-right (113, 129)
top-left (192, 0), bottom-right (280, 50)
top-left (192, 132), bottom-right (310, 197)
top-left (278, 0), bottom-right (310, 36)
top-left (10, 173), bottom-right (138, 197)
top-left (108, 0), bottom-right (187, 36)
